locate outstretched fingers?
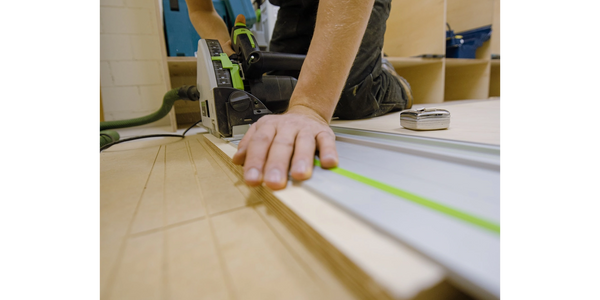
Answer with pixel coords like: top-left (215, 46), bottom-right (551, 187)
top-left (290, 132), bottom-right (317, 181)
top-left (231, 114), bottom-right (338, 189)
top-left (316, 130), bottom-right (338, 169)
top-left (240, 123), bottom-right (276, 186)
top-left (263, 127), bottom-right (300, 190)
top-left (232, 123), bottom-right (256, 166)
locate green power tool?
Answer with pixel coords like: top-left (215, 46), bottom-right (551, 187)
top-left (196, 14), bottom-right (306, 139)
top-left (100, 14), bottom-right (306, 149)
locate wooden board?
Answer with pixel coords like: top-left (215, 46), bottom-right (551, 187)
top-left (489, 62), bottom-right (500, 97)
top-left (444, 62), bottom-right (491, 101)
top-left (384, 0), bottom-right (446, 57)
top-left (100, 135), bottom-right (365, 300)
top-left (490, 0), bottom-right (500, 55)
top-left (446, 0), bottom-right (494, 33)
top-left (203, 135), bottom-right (468, 300)
top-left (331, 99), bottom-right (500, 145)
top-left (394, 61), bottom-right (445, 104)
top-left (101, 132), bottom-right (476, 299)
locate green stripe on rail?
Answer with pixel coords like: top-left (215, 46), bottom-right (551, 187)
top-left (314, 160), bottom-right (500, 234)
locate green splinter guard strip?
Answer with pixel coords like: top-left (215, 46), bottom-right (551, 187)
top-left (314, 159), bottom-right (500, 234)
top-left (211, 53), bottom-right (244, 90)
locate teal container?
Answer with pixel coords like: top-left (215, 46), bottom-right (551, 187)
top-left (163, 0), bottom-right (255, 57)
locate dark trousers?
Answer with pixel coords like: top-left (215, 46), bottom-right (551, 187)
top-left (268, 0), bottom-right (408, 119)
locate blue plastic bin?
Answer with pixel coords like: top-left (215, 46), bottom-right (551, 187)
top-left (163, 0), bottom-right (257, 57)
top-left (446, 25), bottom-right (492, 59)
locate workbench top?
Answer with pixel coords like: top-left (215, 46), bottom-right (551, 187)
top-left (100, 98), bottom-right (499, 299)
top-left (100, 134), bottom-right (359, 300)
top-left (331, 98), bottom-right (500, 146)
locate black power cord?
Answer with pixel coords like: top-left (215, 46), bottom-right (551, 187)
top-left (100, 119), bottom-right (203, 152)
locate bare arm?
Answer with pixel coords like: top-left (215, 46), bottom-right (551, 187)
top-left (186, 0), bottom-right (234, 55)
top-left (233, 0), bottom-right (376, 190)
top-left (290, 0), bottom-right (375, 122)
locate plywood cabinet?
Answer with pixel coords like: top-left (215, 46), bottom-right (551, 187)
top-left (384, 0), bottom-right (501, 104)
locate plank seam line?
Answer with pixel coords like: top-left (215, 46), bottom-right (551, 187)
top-left (186, 138), bottom-right (239, 300)
top-left (101, 145), bottom-right (164, 299)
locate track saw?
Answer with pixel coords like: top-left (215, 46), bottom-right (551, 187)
top-left (196, 15), bottom-right (305, 140)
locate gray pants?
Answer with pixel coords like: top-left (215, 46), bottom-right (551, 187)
top-left (268, 0), bottom-right (408, 119)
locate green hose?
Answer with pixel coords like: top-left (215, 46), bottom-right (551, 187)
top-left (100, 85), bottom-right (199, 147)
top-left (100, 130), bottom-right (120, 148)
top-left (100, 88), bottom-right (179, 131)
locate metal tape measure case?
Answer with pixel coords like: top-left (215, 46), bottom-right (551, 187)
top-left (400, 108), bottom-right (450, 131)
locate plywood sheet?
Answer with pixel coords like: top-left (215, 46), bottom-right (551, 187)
top-left (165, 220), bottom-right (230, 300)
top-left (384, 0), bottom-right (446, 57)
top-left (109, 231), bottom-right (164, 300)
top-left (331, 99), bottom-right (500, 145)
top-left (211, 206), bottom-right (329, 300)
top-left (446, 0), bottom-right (494, 33)
top-left (100, 145), bottom-right (163, 294)
top-left (203, 134), bottom-right (450, 300)
top-left (100, 134), bottom-right (365, 300)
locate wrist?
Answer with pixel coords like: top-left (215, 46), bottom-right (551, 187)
top-left (286, 104), bottom-right (331, 124)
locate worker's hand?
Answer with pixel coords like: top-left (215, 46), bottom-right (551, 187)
top-left (222, 40), bottom-right (235, 56)
top-left (232, 105), bottom-right (338, 190)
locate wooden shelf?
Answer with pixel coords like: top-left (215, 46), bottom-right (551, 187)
top-left (445, 58), bottom-right (490, 67)
top-left (391, 59), bottom-right (445, 104)
top-left (444, 61), bottom-right (490, 101)
top-left (383, 0), bottom-right (500, 104)
top-left (489, 59), bottom-right (500, 97)
top-left (167, 56), bottom-right (197, 77)
top-left (491, 59), bottom-right (500, 67)
top-left (385, 57), bottom-right (443, 68)
top-left (166, 57), bottom-right (200, 126)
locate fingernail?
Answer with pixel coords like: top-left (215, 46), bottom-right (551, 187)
top-left (234, 147), bottom-right (244, 155)
top-left (245, 168), bottom-right (260, 182)
top-left (267, 169), bottom-right (282, 183)
top-left (293, 160), bottom-right (307, 174)
top-left (322, 154), bottom-right (338, 164)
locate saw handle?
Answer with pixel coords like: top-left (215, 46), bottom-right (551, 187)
top-left (243, 52), bottom-right (306, 78)
top-left (231, 15), bottom-right (260, 65)
top-left (230, 14), bottom-right (305, 79)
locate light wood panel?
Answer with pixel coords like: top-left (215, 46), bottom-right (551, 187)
top-left (129, 146), bottom-right (168, 235)
top-left (331, 99), bottom-right (500, 145)
top-left (101, 135), bottom-right (365, 300)
top-left (446, 0), bottom-right (494, 33)
top-left (153, 0), bottom-right (178, 132)
top-left (394, 61), bottom-right (445, 104)
top-left (203, 134), bottom-right (454, 300)
top-left (100, 145), bottom-right (163, 296)
top-left (489, 61), bottom-right (500, 97)
top-left (384, 0), bottom-right (446, 57)
top-left (168, 57), bottom-right (197, 77)
top-left (170, 71), bottom-right (199, 128)
top-left (490, 0), bottom-right (500, 56)
top-left (444, 61), bottom-right (491, 101)
top-left (165, 220), bottom-right (230, 300)
top-left (96, 71), bottom-right (104, 122)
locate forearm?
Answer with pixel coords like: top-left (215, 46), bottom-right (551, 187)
top-left (186, 0), bottom-right (230, 49)
top-left (289, 0), bottom-right (375, 122)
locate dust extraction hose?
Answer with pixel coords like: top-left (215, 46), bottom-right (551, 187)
top-left (100, 85), bottom-right (199, 148)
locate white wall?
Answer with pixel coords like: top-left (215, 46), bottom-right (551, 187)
top-left (100, 0), bottom-right (170, 126)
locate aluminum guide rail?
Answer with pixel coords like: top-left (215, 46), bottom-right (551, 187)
top-left (228, 127), bottom-right (500, 299)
